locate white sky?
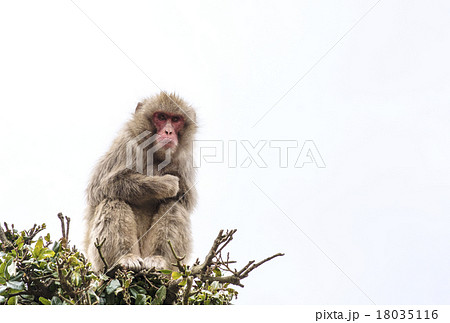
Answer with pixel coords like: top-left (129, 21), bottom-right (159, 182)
top-left (1, 0), bottom-right (449, 305)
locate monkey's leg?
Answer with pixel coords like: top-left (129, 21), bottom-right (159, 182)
top-left (87, 199), bottom-right (144, 272)
top-left (141, 202), bottom-right (191, 270)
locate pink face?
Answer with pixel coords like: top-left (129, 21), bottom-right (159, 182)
top-left (152, 112), bottom-right (185, 148)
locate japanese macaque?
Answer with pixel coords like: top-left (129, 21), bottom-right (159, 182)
top-left (84, 92), bottom-right (197, 272)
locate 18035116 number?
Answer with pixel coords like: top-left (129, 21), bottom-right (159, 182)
top-left (376, 309), bottom-right (438, 320)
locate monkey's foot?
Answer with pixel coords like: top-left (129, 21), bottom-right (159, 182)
top-left (118, 253), bottom-right (144, 271)
top-left (143, 255), bottom-right (168, 270)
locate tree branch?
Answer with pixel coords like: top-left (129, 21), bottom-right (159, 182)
top-left (191, 229), bottom-right (237, 275)
top-left (236, 260), bottom-right (255, 276)
top-left (202, 275), bottom-right (244, 287)
top-left (58, 213), bottom-right (65, 240)
top-left (57, 213), bottom-right (70, 248)
top-left (94, 238), bottom-right (109, 272)
top-left (168, 240), bottom-right (185, 272)
top-left (240, 253), bottom-right (285, 278)
top-left (182, 276), bottom-right (193, 305)
top-left (0, 225), bottom-right (12, 248)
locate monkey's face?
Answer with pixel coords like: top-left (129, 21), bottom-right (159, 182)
top-left (152, 111), bottom-right (185, 150)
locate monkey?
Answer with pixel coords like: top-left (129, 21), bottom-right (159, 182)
top-left (83, 92), bottom-right (197, 272)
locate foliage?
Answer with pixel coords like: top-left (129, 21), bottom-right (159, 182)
top-left (0, 217), bottom-right (282, 305)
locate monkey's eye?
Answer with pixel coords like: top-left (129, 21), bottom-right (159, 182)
top-left (157, 113), bottom-right (167, 121)
top-left (172, 116), bottom-right (180, 123)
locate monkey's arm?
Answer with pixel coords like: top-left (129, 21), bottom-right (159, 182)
top-left (88, 169), bottom-right (179, 205)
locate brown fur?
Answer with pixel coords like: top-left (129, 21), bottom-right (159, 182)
top-left (84, 92), bottom-right (197, 272)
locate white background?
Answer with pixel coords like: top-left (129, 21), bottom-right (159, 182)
top-left (1, 0), bottom-right (449, 305)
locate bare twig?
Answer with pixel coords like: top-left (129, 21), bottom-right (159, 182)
top-left (236, 260), bottom-right (256, 276)
top-left (0, 225), bottom-right (13, 248)
top-left (203, 275), bottom-right (244, 287)
top-left (215, 233), bottom-right (234, 256)
top-left (240, 253), bottom-right (285, 278)
top-left (58, 292), bottom-right (75, 304)
top-left (185, 229), bottom-right (283, 290)
top-left (27, 224), bottom-right (42, 242)
top-left (58, 213), bottom-right (65, 240)
top-left (197, 253), bottom-right (283, 288)
top-left (182, 276), bottom-right (193, 305)
top-left (167, 240), bottom-right (185, 272)
top-left (56, 259), bottom-right (76, 298)
top-left (191, 229), bottom-right (237, 275)
top-left (65, 216), bottom-right (71, 242)
top-left (165, 279), bottom-right (182, 305)
top-left (57, 213), bottom-right (71, 248)
top-left (94, 238), bottom-right (109, 272)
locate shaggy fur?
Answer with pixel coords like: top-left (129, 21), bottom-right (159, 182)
top-left (84, 92), bottom-right (197, 272)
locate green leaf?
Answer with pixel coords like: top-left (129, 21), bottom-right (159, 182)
top-left (2, 259), bottom-right (12, 280)
top-left (159, 269), bottom-right (172, 275)
top-left (38, 249), bottom-right (55, 260)
top-left (39, 297), bottom-right (51, 305)
top-left (15, 236), bottom-right (23, 249)
top-left (21, 294), bottom-right (34, 301)
top-left (106, 279), bottom-right (121, 294)
top-left (151, 286), bottom-right (166, 305)
top-left (71, 271), bottom-right (81, 287)
top-left (68, 255), bottom-right (79, 266)
top-left (33, 238), bottom-right (44, 258)
top-left (51, 296), bottom-right (62, 305)
top-left (171, 271), bottom-right (182, 280)
top-left (44, 233), bottom-right (51, 243)
top-left (130, 286), bottom-right (146, 298)
top-left (9, 272), bottom-right (24, 282)
top-left (7, 261), bottom-right (16, 277)
top-left (52, 241), bottom-right (61, 253)
top-left (129, 287), bottom-right (138, 298)
top-left (133, 286), bottom-right (147, 294)
top-left (156, 285), bottom-right (166, 299)
top-left (0, 286), bottom-right (7, 294)
top-left (7, 296), bottom-right (17, 305)
top-left (210, 280), bottom-right (220, 290)
top-left (213, 268), bottom-right (222, 277)
top-left (6, 280), bottom-right (24, 291)
top-left (135, 294), bottom-right (147, 305)
top-left (0, 263), bottom-right (7, 279)
top-left (178, 279), bottom-right (187, 286)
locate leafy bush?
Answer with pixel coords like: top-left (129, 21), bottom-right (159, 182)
top-left (0, 216), bottom-right (282, 305)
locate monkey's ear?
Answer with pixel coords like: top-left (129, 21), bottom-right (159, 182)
top-left (135, 102), bottom-right (143, 113)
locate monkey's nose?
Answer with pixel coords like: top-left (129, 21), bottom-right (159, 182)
top-left (165, 130), bottom-right (172, 135)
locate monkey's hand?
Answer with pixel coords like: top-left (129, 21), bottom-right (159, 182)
top-left (143, 255), bottom-right (169, 270)
top-left (95, 170), bottom-right (180, 204)
top-left (149, 174), bottom-right (180, 200)
top-left (118, 253), bottom-right (145, 272)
